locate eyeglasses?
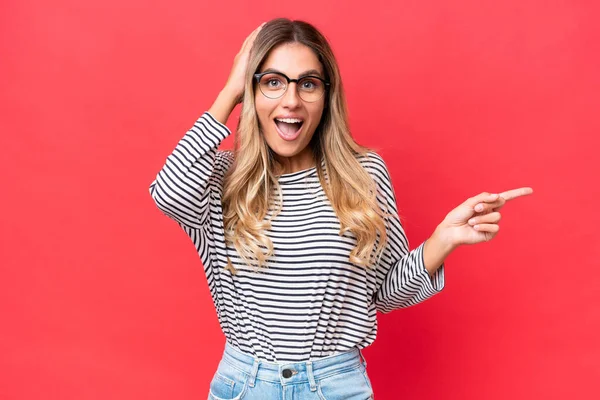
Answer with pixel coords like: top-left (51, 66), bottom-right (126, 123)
top-left (254, 71), bottom-right (330, 103)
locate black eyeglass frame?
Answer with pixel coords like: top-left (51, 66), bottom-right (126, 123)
top-left (253, 71), bottom-right (331, 102)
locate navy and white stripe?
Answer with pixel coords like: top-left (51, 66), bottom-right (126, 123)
top-left (149, 112), bottom-right (445, 363)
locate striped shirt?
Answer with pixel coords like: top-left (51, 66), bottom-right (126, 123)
top-left (149, 112), bottom-right (445, 363)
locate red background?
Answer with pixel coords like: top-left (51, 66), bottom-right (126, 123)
top-left (1, 0), bottom-right (599, 399)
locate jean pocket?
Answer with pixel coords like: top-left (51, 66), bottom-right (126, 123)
top-left (317, 366), bottom-right (373, 400)
top-left (208, 369), bottom-right (248, 400)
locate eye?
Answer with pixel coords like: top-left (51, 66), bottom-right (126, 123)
top-left (260, 73), bottom-right (286, 90)
top-left (299, 78), bottom-right (321, 91)
top-left (266, 78), bottom-right (284, 88)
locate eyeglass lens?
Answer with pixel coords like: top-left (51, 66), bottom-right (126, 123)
top-left (258, 73), bottom-right (325, 102)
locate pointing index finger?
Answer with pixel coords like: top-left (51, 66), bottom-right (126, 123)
top-left (499, 187), bottom-right (534, 201)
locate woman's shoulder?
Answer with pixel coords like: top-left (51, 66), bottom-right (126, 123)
top-left (217, 149), bottom-right (235, 163)
top-left (214, 149), bottom-right (235, 176)
top-left (355, 151), bottom-right (392, 184)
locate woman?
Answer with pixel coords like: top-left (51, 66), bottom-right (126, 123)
top-left (149, 18), bottom-right (532, 400)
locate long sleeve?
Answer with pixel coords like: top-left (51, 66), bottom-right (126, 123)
top-left (148, 111), bottom-right (234, 283)
top-left (365, 154), bottom-right (445, 314)
top-left (149, 112), bottom-right (232, 229)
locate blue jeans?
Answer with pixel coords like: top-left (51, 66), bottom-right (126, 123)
top-left (208, 341), bottom-right (374, 400)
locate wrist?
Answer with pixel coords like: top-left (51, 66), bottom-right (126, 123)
top-left (220, 86), bottom-right (242, 105)
top-left (422, 225), bottom-right (456, 278)
top-left (431, 224), bottom-right (459, 255)
top-left (209, 89), bottom-right (239, 125)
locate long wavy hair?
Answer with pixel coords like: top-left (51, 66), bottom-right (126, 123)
top-left (222, 18), bottom-right (389, 273)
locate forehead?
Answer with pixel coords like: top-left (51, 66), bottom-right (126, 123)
top-left (260, 42), bottom-right (323, 77)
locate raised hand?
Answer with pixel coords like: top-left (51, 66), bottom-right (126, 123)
top-left (209, 22), bottom-right (266, 124)
top-left (224, 22), bottom-right (266, 104)
top-left (436, 187), bottom-right (534, 247)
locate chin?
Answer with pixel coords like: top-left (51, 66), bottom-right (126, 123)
top-left (268, 141), bottom-right (306, 158)
top-left (261, 122), bottom-right (317, 165)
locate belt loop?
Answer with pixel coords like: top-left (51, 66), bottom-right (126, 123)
top-left (248, 358), bottom-right (260, 388)
top-left (306, 361), bottom-right (317, 392)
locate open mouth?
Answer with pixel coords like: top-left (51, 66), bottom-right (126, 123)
top-left (274, 118), bottom-right (304, 141)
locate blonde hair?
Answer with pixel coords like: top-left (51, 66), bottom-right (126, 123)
top-left (222, 18), bottom-right (388, 273)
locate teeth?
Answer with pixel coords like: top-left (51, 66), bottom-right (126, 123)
top-left (275, 118), bottom-right (303, 124)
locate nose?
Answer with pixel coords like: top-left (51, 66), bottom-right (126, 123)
top-left (281, 82), bottom-right (301, 108)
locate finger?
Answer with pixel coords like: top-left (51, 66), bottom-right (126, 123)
top-left (492, 197), bottom-right (507, 211)
top-left (473, 223), bottom-right (500, 233)
top-left (241, 23), bottom-right (265, 51)
top-left (474, 197), bottom-right (506, 213)
top-left (241, 32), bottom-right (254, 51)
top-left (466, 192), bottom-right (501, 209)
top-left (244, 25), bottom-right (264, 53)
top-left (250, 22), bottom-right (266, 40)
top-left (499, 187), bottom-right (534, 201)
top-left (468, 212), bottom-right (501, 226)
top-left (242, 28), bottom-right (254, 47)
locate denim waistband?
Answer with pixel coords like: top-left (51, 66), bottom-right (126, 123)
top-left (220, 341), bottom-right (367, 388)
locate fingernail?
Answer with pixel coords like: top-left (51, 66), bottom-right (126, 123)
top-left (475, 204), bottom-right (484, 212)
top-left (491, 193), bottom-right (498, 199)
top-left (469, 219), bottom-right (476, 225)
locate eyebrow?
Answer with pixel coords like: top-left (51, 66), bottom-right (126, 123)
top-left (261, 68), bottom-right (323, 78)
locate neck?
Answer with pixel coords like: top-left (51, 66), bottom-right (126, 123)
top-left (274, 150), bottom-right (315, 174)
